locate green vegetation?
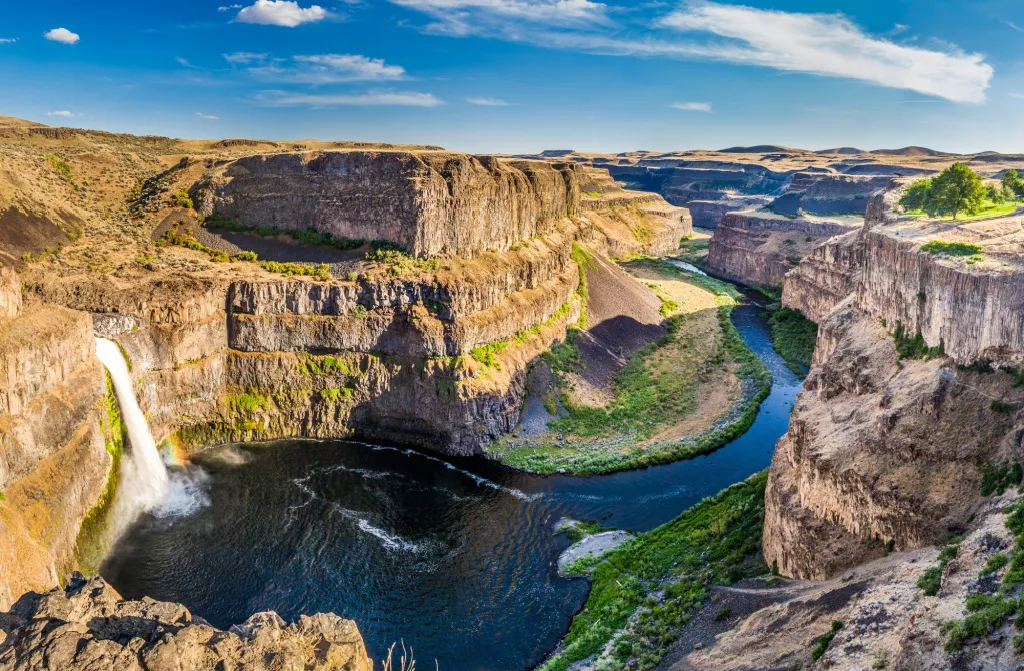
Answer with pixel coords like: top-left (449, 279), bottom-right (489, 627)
top-left (225, 392), bottom-right (270, 415)
top-left (900, 163), bottom-right (987, 220)
top-left (470, 301), bottom-right (575, 370)
top-left (582, 190), bottom-right (603, 198)
top-left (891, 321), bottom-right (944, 360)
top-left (44, 153), bottom-right (73, 181)
top-left (917, 543), bottom-right (959, 596)
top-left (766, 306), bottom-right (817, 371)
top-left (169, 188), bottom-right (193, 209)
top-left (811, 621), bottom-right (844, 661)
top-left (320, 387), bottom-right (354, 402)
top-left (365, 244), bottom-right (440, 276)
top-left (260, 260), bottom-right (332, 281)
top-left (74, 375), bottom-right (126, 573)
top-left (539, 472), bottom-right (767, 671)
top-left (937, 498), bottom-right (1024, 652)
top-left (1002, 169), bottom-right (1024, 199)
top-left (296, 354), bottom-right (357, 377)
top-left (677, 237), bottom-right (710, 266)
top-left (563, 520), bottom-right (603, 543)
top-left (920, 240), bottom-right (984, 257)
top-left (499, 259), bottom-right (771, 475)
top-left (982, 553), bottom-right (1009, 576)
top-left (205, 214), bottom-right (367, 251)
top-left (981, 461), bottom-right (1022, 496)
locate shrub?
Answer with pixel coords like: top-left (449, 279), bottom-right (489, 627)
top-left (233, 250), bottom-right (259, 262)
top-left (169, 188), bottom-right (193, 209)
top-left (920, 240), bottom-right (983, 257)
top-left (811, 621), bottom-right (843, 661)
top-left (917, 566), bottom-right (943, 596)
top-left (44, 153), bottom-right (72, 181)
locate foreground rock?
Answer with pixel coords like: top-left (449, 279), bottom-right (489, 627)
top-left (0, 576), bottom-right (371, 671)
top-left (557, 530), bottom-right (633, 576)
top-left (686, 493), bottom-right (1023, 670)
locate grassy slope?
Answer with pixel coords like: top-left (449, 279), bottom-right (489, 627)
top-left (767, 307), bottom-right (818, 372)
top-left (494, 259), bottom-right (771, 475)
top-left (541, 471), bottom-right (769, 671)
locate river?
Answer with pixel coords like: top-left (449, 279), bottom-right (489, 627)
top-left (101, 294), bottom-right (802, 671)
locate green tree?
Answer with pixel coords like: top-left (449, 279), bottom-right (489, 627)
top-left (988, 184), bottom-right (1006, 204)
top-left (926, 163), bottom-right (985, 220)
top-left (1003, 169), bottom-right (1024, 199)
top-left (899, 178), bottom-right (933, 212)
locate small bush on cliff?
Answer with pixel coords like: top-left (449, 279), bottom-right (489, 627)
top-left (226, 392), bottom-right (270, 415)
top-left (44, 153), bottom-right (73, 181)
top-left (169, 188), bottom-right (193, 209)
top-left (980, 461), bottom-right (1022, 496)
top-left (260, 261), bottom-right (331, 281)
top-left (811, 621), bottom-right (844, 661)
top-left (892, 321), bottom-right (944, 360)
top-left (920, 240), bottom-right (983, 257)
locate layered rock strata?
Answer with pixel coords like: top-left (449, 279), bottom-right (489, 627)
top-left (0, 269), bottom-right (111, 609)
top-left (0, 576), bottom-right (372, 671)
top-left (763, 305), bottom-right (1024, 579)
top-left (766, 184), bottom-right (1024, 580)
top-left (196, 151), bottom-right (584, 259)
top-left (706, 212), bottom-right (861, 288)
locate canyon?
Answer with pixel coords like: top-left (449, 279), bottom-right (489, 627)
top-left (2, 114), bottom-right (1024, 671)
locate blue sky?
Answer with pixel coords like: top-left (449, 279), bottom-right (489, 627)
top-left (2, 0), bottom-right (1023, 153)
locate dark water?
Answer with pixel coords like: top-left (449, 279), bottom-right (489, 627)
top-left (102, 299), bottom-right (802, 671)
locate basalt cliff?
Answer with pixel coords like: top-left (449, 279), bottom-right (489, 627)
top-left (5, 115), bottom-right (1024, 671)
top-left (0, 116), bottom-right (690, 630)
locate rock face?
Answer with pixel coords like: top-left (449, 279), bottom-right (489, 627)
top-left (198, 151), bottom-right (583, 259)
top-left (578, 189), bottom-right (692, 257)
top-left (706, 212), bottom-right (861, 288)
top-left (857, 230), bottom-right (1024, 366)
top-left (0, 576), bottom-right (372, 671)
top-left (0, 270), bottom-right (111, 610)
top-left (780, 230), bottom-right (862, 323)
top-left (763, 305), bottom-right (1024, 580)
top-left (766, 182), bottom-right (1024, 580)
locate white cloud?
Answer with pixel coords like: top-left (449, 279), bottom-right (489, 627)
top-left (393, 0), bottom-right (992, 104)
top-left (44, 28), bottom-right (80, 45)
top-left (223, 51), bottom-right (269, 63)
top-left (255, 91), bottom-right (444, 107)
top-left (0, 38), bottom-right (17, 44)
top-left (1010, 93), bottom-right (1024, 100)
top-left (196, 112), bottom-right (220, 119)
top-left (47, 110), bottom-right (75, 117)
top-left (466, 96), bottom-right (512, 106)
top-left (671, 101), bottom-right (711, 112)
top-left (234, 0), bottom-right (329, 27)
top-left (247, 54), bottom-right (405, 83)
top-left (1005, 21), bottom-right (1024, 34)
top-left (219, 4), bottom-right (243, 10)
top-left (656, 3), bottom-right (992, 103)
top-left (390, 0), bottom-right (610, 35)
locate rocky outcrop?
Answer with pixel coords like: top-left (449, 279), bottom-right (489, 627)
top-left (0, 576), bottom-right (371, 671)
top-left (580, 190), bottom-right (692, 257)
top-left (763, 305), bottom-right (1024, 580)
top-left (0, 269), bottom-right (111, 609)
top-left (857, 230), bottom-right (1024, 366)
top-left (197, 151), bottom-right (584, 259)
top-left (706, 212), bottom-right (860, 288)
top-left (780, 230), bottom-right (862, 323)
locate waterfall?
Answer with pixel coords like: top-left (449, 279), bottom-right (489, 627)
top-left (95, 338), bottom-right (169, 518)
